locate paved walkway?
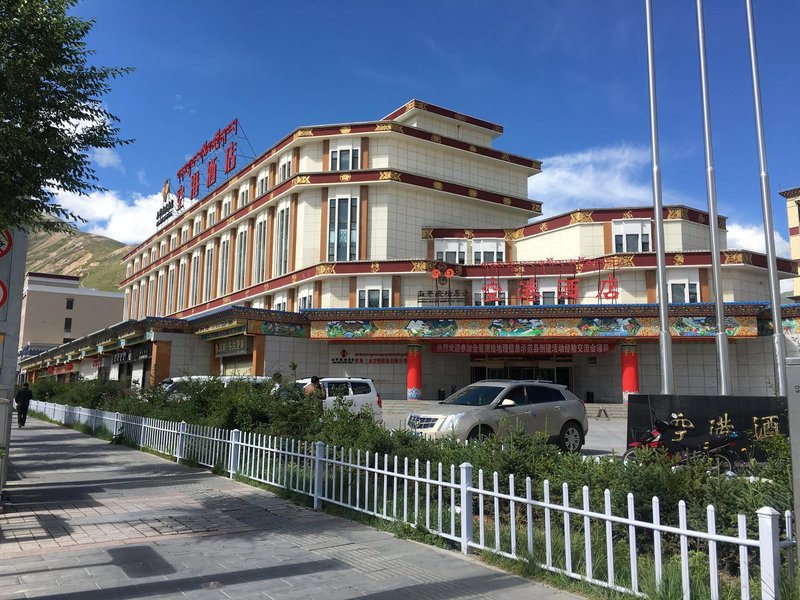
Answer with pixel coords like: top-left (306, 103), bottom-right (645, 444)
top-left (0, 416), bottom-right (583, 600)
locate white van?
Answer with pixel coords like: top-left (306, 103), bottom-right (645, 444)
top-left (295, 377), bottom-right (383, 423)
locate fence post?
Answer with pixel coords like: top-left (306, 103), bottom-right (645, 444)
top-left (313, 441), bottom-right (325, 511)
top-left (228, 429), bottom-right (241, 479)
top-left (64, 405), bottom-right (71, 426)
top-left (114, 412), bottom-right (120, 440)
top-left (176, 421), bottom-right (186, 464)
top-left (460, 462), bottom-right (474, 555)
top-left (758, 506), bottom-right (781, 600)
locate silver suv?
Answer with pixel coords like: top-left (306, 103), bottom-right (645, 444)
top-left (295, 377), bottom-right (383, 423)
top-left (406, 380), bottom-right (588, 451)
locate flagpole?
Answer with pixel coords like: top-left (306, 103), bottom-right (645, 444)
top-left (745, 0), bottom-right (787, 396)
top-left (645, 0), bottom-right (674, 394)
top-left (695, 0), bottom-right (732, 394)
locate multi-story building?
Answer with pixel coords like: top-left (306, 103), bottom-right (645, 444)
top-left (18, 272), bottom-right (124, 381)
top-left (19, 100), bottom-right (799, 401)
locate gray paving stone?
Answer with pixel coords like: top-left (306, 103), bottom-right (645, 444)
top-left (1, 418), bottom-right (587, 600)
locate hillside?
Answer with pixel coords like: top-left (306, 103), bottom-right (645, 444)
top-left (26, 224), bottom-right (134, 292)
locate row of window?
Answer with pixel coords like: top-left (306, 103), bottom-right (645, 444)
top-left (434, 239), bottom-right (505, 265)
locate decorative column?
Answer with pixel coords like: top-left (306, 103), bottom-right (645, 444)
top-left (406, 342), bottom-right (422, 400)
top-left (621, 342), bottom-right (640, 404)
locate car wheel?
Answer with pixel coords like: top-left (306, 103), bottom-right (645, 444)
top-left (558, 422), bottom-right (583, 452)
top-left (467, 425), bottom-right (493, 442)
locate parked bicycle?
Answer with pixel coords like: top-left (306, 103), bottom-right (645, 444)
top-left (623, 411), bottom-right (742, 474)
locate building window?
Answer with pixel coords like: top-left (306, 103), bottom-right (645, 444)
top-left (328, 195), bottom-right (359, 261)
top-left (274, 202), bottom-right (290, 276)
top-left (203, 246), bottom-right (214, 301)
top-left (159, 241), bottom-right (167, 257)
top-left (150, 248), bottom-right (157, 263)
top-left (166, 268), bottom-right (175, 313)
top-left (669, 282), bottom-right (699, 303)
top-left (193, 218), bottom-right (202, 237)
top-left (126, 263), bottom-right (132, 277)
top-left (257, 169), bottom-right (268, 196)
top-left (176, 259), bottom-right (187, 310)
top-left (222, 195), bottom-right (232, 218)
top-left (278, 153), bottom-right (292, 182)
top-left (235, 229), bottom-right (248, 291)
top-left (358, 288), bottom-right (391, 308)
top-left (206, 208), bottom-right (216, 229)
top-left (138, 284), bottom-right (147, 319)
top-left (434, 239), bottom-right (467, 264)
top-left (330, 140), bottom-right (360, 171)
top-left (66, 298), bottom-right (74, 310)
top-left (156, 271), bottom-right (164, 316)
top-left (239, 187), bottom-right (249, 209)
top-left (170, 234), bottom-right (177, 251)
top-left (189, 253), bottom-right (200, 306)
top-left (253, 217), bottom-right (267, 284)
top-left (298, 288), bottom-right (313, 310)
top-left (219, 237), bottom-right (231, 295)
top-left (180, 227), bottom-right (189, 244)
top-left (472, 239), bottom-right (505, 265)
top-left (64, 317), bottom-right (72, 332)
top-left (134, 259), bottom-right (140, 272)
top-left (613, 219), bottom-right (651, 253)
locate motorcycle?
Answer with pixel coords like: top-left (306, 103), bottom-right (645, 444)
top-left (623, 411), bottom-right (742, 474)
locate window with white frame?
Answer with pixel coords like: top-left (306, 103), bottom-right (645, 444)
top-left (274, 200), bottom-right (290, 276)
top-left (193, 217), bottom-right (202, 237)
top-left (253, 216), bottom-right (267, 284)
top-left (189, 253), bottom-right (200, 306)
top-left (159, 241), bottom-right (167, 258)
top-left (126, 263), bottom-right (132, 277)
top-left (357, 276), bottom-right (392, 308)
top-left (133, 258), bottom-right (140, 272)
top-left (257, 169), bottom-right (269, 196)
top-left (221, 195), bottom-right (232, 218)
top-left (434, 239), bottom-right (467, 264)
top-left (472, 279), bottom-right (508, 306)
top-left (166, 265), bottom-right (175, 313)
top-left (203, 245), bottom-right (214, 301)
top-left (138, 283), bottom-right (146, 319)
top-left (328, 192), bottom-right (359, 262)
top-left (206, 208), bottom-right (216, 229)
top-left (141, 253), bottom-right (148, 268)
top-left (278, 153), bottom-right (292, 182)
top-left (170, 234), bottom-right (177, 251)
top-left (148, 276), bottom-right (156, 315)
top-left (330, 139), bottom-right (360, 171)
top-left (130, 284), bottom-right (138, 319)
top-left (234, 228), bottom-right (248, 291)
top-left (273, 292), bottom-right (287, 312)
top-left (180, 226), bottom-right (189, 244)
top-left (472, 239), bottom-right (505, 265)
top-left (298, 285), bottom-right (314, 310)
top-left (156, 270), bottom-right (164, 316)
top-left (218, 236), bottom-right (231, 295)
top-left (669, 282), bottom-right (699, 303)
top-left (613, 219), bottom-right (651, 253)
top-left (150, 248), bottom-right (157, 264)
top-left (239, 187), bottom-right (249, 209)
top-left (176, 258), bottom-right (187, 310)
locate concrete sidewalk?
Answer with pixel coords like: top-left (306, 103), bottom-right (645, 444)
top-left (0, 416), bottom-right (584, 600)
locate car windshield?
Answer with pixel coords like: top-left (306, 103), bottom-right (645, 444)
top-left (442, 385), bottom-right (504, 406)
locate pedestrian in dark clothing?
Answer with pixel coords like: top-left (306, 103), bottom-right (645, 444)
top-left (14, 383), bottom-right (32, 427)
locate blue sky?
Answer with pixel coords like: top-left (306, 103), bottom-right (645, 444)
top-left (60, 0), bottom-right (800, 262)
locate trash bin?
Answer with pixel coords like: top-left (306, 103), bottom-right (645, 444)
top-left (585, 391), bottom-right (594, 403)
top-left (438, 388), bottom-right (446, 401)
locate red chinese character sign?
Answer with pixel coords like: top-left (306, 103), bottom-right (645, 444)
top-left (557, 277), bottom-right (578, 302)
top-left (157, 118), bottom-right (242, 230)
top-left (597, 274), bottom-right (619, 301)
top-left (518, 278), bottom-right (540, 304)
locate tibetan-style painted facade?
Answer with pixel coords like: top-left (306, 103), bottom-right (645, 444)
top-left (19, 101), bottom-right (800, 402)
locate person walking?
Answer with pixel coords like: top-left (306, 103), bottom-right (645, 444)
top-left (14, 383), bottom-right (33, 427)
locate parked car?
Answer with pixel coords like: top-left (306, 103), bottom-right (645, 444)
top-left (405, 380), bottom-right (588, 451)
top-left (295, 377), bottom-right (383, 423)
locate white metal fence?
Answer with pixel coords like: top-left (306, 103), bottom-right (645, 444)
top-left (29, 400), bottom-right (796, 599)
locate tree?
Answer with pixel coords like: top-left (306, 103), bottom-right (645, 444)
top-left (0, 0), bottom-right (132, 233)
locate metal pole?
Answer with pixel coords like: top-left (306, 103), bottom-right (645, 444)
top-left (695, 0), bottom-right (731, 395)
top-left (745, 0), bottom-right (787, 397)
top-left (645, 0), bottom-right (674, 394)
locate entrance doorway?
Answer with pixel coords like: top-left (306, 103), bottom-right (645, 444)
top-left (470, 359), bottom-right (574, 390)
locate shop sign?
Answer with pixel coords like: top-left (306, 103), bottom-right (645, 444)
top-left (112, 344), bottom-right (152, 364)
top-left (47, 363), bottom-right (74, 375)
top-left (431, 341), bottom-right (613, 355)
top-left (92, 358), bottom-right (103, 368)
top-left (215, 335), bottom-right (252, 358)
top-left (330, 350), bottom-right (406, 365)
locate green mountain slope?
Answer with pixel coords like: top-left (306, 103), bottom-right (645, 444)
top-left (26, 224), bottom-right (134, 292)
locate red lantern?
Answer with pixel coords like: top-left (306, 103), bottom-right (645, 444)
top-left (444, 268), bottom-right (455, 278)
top-left (431, 268), bottom-right (441, 279)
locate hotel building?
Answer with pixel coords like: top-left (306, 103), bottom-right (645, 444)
top-left (19, 100), bottom-right (800, 402)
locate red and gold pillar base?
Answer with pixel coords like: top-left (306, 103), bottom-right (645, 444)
top-left (406, 342), bottom-right (422, 400)
top-left (621, 342), bottom-right (640, 404)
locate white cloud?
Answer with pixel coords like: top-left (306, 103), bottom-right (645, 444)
top-left (726, 222), bottom-right (791, 257)
top-left (92, 147), bottom-right (124, 172)
top-left (528, 144), bottom-right (674, 217)
top-left (53, 189), bottom-right (162, 244)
